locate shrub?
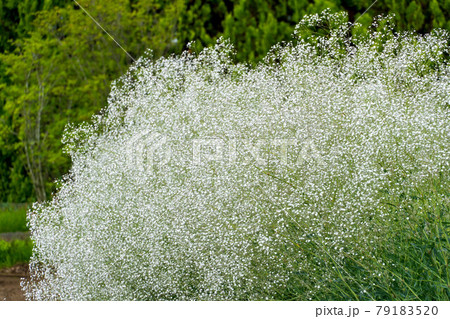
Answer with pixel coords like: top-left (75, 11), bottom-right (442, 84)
top-left (0, 239), bottom-right (33, 268)
top-left (24, 11), bottom-right (449, 300)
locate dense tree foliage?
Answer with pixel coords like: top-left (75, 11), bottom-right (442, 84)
top-left (0, 0), bottom-right (448, 202)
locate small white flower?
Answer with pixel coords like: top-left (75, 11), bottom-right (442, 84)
top-left (24, 11), bottom-right (449, 300)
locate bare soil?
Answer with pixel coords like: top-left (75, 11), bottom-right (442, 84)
top-left (0, 264), bottom-right (28, 301)
top-left (0, 232), bottom-right (30, 241)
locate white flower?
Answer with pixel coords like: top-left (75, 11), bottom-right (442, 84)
top-left (24, 12), bottom-right (449, 300)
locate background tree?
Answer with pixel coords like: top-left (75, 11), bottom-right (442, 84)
top-left (0, 0), bottom-right (183, 201)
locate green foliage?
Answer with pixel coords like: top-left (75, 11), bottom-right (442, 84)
top-left (0, 239), bottom-right (33, 268)
top-left (0, 0), bottom-right (184, 201)
top-left (0, 204), bottom-right (28, 233)
top-left (176, 0), bottom-right (229, 54)
top-left (383, 0), bottom-right (449, 32)
top-left (406, 1), bottom-right (426, 30)
top-left (0, 0), bottom-right (70, 53)
top-left (429, 0), bottom-right (448, 29)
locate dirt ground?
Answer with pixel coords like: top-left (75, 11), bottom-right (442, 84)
top-left (0, 264), bottom-right (28, 301)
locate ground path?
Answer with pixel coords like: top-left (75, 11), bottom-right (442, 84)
top-left (0, 231), bottom-right (30, 241)
top-left (0, 264), bottom-right (28, 301)
top-left (0, 231), bottom-right (30, 300)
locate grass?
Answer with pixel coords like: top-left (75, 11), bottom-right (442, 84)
top-left (0, 203), bottom-right (32, 269)
top-left (0, 204), bottom-right (29, 233)
top-left (0, 239), bottom-right (33, 268)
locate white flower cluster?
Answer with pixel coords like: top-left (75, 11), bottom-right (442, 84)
top-left (24, 11), bottom-right (449, 300)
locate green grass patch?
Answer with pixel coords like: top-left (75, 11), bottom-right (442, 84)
top-left (0, 239), bottom-right (33, 268)
top-left (0, 204), bottom-right (29, 233)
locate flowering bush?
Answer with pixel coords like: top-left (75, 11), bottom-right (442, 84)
top-left (24, 11), bottom-right (449, 300)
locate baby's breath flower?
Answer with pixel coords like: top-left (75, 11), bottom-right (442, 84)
top-left (23, 12), bottom-right (449, 300)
